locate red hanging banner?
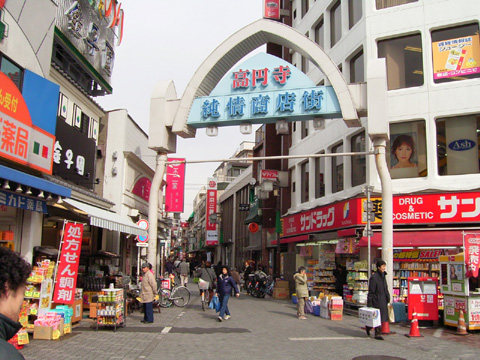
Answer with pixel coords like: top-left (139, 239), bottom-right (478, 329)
top-left (53, 222), bottom-right (84, 304)
top-left (464, 233), bottom-right (480, 278)
top-left (165, 158), bottom-right (186, 213)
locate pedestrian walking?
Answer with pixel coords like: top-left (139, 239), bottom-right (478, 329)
top-left (0, 247), bottom-right (31, 360)
top-left (294, 266), bottom-right (308, 320)
top-left (178, 259), bottom-right (190, 286)
top-left (216, 266), bottom-right (240, 322)
top-left (243, 260), bottom-right (253, 294)
top-left (165, 258), bottom-right (175, 275)
top-left (366, 260), bottom-right (391, 340)
top-left (140, 262), bottom-right (158, 324)
top-left (230, 267), bottom-right (241, 287)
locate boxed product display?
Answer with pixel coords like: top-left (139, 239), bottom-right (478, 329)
top-left (33, 325), bottom-right (53, 340)
top-left (275, 280), bottom-right (289, 289)
top-left (329, 309), bottom-right (343, 321)
top-left (359, 307), bottom-right (381, 328)
top-left (273, 287), bottom-right (289, 299)
top-left (329, 296), bottom-right (344, 310)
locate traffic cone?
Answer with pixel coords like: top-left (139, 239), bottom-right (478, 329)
top-left (455, 309), bottom-right (471, 336)
top-left (381, 321), bottom-right (396, 335)
top-left (405, 307), bottom-right (423, 338)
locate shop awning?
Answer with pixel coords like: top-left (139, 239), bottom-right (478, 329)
top-left (0, 164), bottom-right (71, 197)
top-left (357, 230), bottom-right (464, 248)
top-left (244, 244), bottom-right (262, 251)
top-left (272, 234), bottom-right (309, 245)
top-left (63, 198), bottom-right (147, 236)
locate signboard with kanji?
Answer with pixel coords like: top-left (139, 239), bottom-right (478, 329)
top-left (165, 158), bottom-right (186, 213)
top-left (53, 222), bottom-right (84, 304)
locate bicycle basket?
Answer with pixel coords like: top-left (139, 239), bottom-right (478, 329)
top-left (198, 279), bottom-right (210, 290)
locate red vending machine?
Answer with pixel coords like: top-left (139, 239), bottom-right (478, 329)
top-left (407, 277), bottom-right (439, 320)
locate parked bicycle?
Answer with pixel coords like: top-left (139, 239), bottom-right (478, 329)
top-left (157, 284), bottom-right (191, 307)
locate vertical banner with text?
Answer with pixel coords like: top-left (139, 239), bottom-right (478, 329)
top-left (464, 233), bottom-right (480, 278)
top-left (206, 178), bottom-right (218, 246)
top-left (53, 222), bottom-right (84, 304)
top-left (165, 158), bottom-right (186, 213)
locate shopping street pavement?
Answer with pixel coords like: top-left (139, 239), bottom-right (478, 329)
top-left (20, 283), bottom-right (480, 360)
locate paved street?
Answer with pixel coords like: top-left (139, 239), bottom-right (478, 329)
top-left (20, 284), bottom-right (480, 360)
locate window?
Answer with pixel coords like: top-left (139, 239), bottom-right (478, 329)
top-left (378, 34), bottom-right (423, 90)
top-left (351, 131), bottom-right (366, 186)
top-left (315, 152), bottom-right (325, 198)
top-left (301, 121), bottom-right (308, 139)
top-left (301, 161), bottom-right (309, 203)
top-left (80, 113), bottom-right (90, 134)
top-left (315, 19), bottom-right (325, 49)
top-left (431, 24), bottom-right (480, 84)
top-left (388, 120), bottom-right (427, 179)
top-left (437, 115), bottom-right (480, 176)
top-left (350, 49), bottom-right (364, 83)
top-left (302, 0), bottom-right (309, 18)
top-left (332, 142), bottom-right (344, 193)
top-left (0, 54), bottom-right (23, 90)
top-left (330, 1), bottom-right (342, 47)
top-left (376, 0), bottom-right (417, 10)
top-left (348, 0), bottom-right (362, 29)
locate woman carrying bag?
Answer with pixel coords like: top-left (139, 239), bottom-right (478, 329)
top-left (216, 265), bottom-right (240, 322)
top-left (294, 266), bottom-right (309, 320)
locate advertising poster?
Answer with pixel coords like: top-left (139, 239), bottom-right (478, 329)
top-left (165, 158), bottom-right (186, 213)
top-left (205, 178), bottom-right (218, 246)
top-left (464, 233), bottom-right (480, 277)
top-left (432, 34), bottom-right (480, 80)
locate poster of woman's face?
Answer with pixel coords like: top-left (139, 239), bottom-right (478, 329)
top-left (450, 264), bottom-right (463, 281)
top-left (389, 131), bottom-right (420, 179)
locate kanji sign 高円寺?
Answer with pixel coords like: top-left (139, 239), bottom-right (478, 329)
top-left (53, 222), bottom-right (83, 304)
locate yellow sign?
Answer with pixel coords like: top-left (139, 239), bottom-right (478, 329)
top-left (432, 34), bottom-right (480, 80)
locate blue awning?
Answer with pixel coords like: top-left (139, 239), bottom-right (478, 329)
top-left (0, 164), bottom-right (71, 197)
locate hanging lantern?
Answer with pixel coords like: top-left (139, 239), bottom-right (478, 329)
top-left (248, 222), bottom-right (259, 233)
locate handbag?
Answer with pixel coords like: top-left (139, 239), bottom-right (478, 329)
top-left (388, 303), bottom-right (395, 323)
top-left (304, 299), bottom-right (314, 314)
top-left (209, 295), bottom-right (221, 312)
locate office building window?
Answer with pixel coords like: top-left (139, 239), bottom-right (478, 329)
top-left (315, 19), bottom-right (325, 49)
top-left (388, 120), bottom-right (427, 179)
top-left (332, 142), bottom-right (344, 193)
top-left (350, 49), bottom-right (364, 83)
top-left (378, 34), bottom-right (423, 90)
top-left (431, 23), bottom-right (480, 84)
top-left (301, 161), bottom-right (309, 203)
top-left (376, 0), bottom-right (417, 10)
top-left (330, 0), bottom-right (342, 47)
top-left (348, 0), bottom-right (362, 29)
top-left (351, 131), bottom-right (366, 186)
top-left (0, 54), bottom-right (23, 90)
top-left (302, 0), bottom-right (309, 18)
top-left (315, 152), bottom-right (325, 198)
top-left (437, 115), bottom-right (480, 176)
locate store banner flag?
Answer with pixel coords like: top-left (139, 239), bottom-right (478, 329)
top-left (165, 158), bottom-right (186, 213)
top-left (53, 222), bottom-right (84, 304)
top-left (432, 34), bottom-right (480, 80)
top-left (464, 233), bottom-right (480, 278)
top-left (206, 178), bottom-right (218, 246)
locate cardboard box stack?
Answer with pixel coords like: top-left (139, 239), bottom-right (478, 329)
top-left (33, 312), bottom-right (64, 340)
top-left (273, 280), bottom-right (290, 299)
top-left (359, 307), bottom-right (381, 328)
top-left (329, 296), bottom-right (343, 321)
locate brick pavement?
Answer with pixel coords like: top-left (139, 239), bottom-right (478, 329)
top-left (19, 283), bottom-right (480, 360)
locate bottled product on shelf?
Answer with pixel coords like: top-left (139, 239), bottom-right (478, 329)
top-left (345, 260), bottom-right (368, 305)
top-left (96, 288), bottom-right (125, 331)
top-left (392, 261), bottom-right (441, 303)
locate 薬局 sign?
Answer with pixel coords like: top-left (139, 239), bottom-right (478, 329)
top-left (165, 158), bottom-right (186, 213)
top-left (464, 233), bottom-right (480, 278)
top-left (206, 178), bottom-right (218, 246)
top-left (187, 53), bottom-right (341, 128)
top-left (53, 222), bottom-right (84, 304)
top-left (0, 71), bottom-right (59, 173)
top-left (432, 34), bottom-right (480, 80)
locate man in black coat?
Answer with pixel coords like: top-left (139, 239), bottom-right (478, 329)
top-left (366, 260), bottom-right (390, 340)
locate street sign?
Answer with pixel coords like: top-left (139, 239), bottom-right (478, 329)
top-left (136, 219), bottom-right (149, 243)
top-left (136, 243), bottom-right (148, 247)
top-left (239, 204), bottom-right (250, 211)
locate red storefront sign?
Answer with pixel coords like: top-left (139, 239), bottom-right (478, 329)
top-left (464, 233), bottom-right (480, 277)
top-left (393, 249), bottom-right (445, 262)
top-left (261, 169), bottom-right (278, 181)
top-left (165, 158), bottom-right (186, 213)
top-left (263, 0), bottom-right (280, 20)
top-left (53, 222), bottom-right (83, 304)
top-left (206, 178), bottom-right (218, 246)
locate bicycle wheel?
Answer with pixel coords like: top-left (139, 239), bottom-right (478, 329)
top-left (171, 286), bottom-right (191, 307)
top-left (159, 290), bottom-right (173, 308)
top-left (203, 290), bottom-right (210, 310)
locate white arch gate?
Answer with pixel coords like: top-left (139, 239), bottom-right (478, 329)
top-left (146, 19), bottom-right (393, 294)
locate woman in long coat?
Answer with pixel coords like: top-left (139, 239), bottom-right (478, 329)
top-left (366, 260), bottom-right (390, 340)
top-left (294, 266), bottom-right (309, 320)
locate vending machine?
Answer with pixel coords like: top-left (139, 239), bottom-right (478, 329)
top-left (407, 277), bottom-right (439, 320)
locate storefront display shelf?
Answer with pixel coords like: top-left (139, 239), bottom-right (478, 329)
top-left (95, 288), bottom-right (125, 332)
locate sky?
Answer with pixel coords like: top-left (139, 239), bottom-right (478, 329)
top-left (96, 0), bottom-right (266, 220)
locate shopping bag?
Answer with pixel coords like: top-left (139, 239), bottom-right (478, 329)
top-left (210, 295), bottom-right (220, 312)
top-left (388, 303), bottom-right (395, 323)
top-left (304, 300), bottom-right (313, 314)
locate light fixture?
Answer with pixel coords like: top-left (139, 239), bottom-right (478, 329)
top-left (25, 187), bottom-right (33, 195)
top-left (239, 122), bottom-right (252, 135)
top-left (38, 191), bottom-right (45, 199)
top-left (206, 125), bottom-right (218, 137)
top-left (2, 180), bottom-right (10, 190)
top-left (275, 120), bottom-right (289, 135)
top-left (15, 184), bottom-right (23, 193)
top-left (47, 193), bottom-right (53, 201)
top-left (313, 117), bottom-right (325, 130)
